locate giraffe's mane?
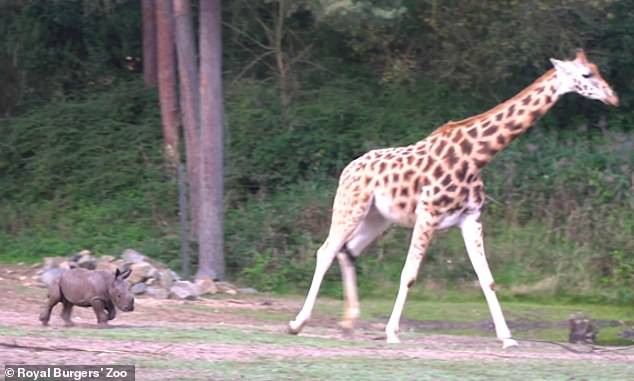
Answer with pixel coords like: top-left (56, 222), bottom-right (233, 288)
top-left (431, 69), bottom-right (557, 136)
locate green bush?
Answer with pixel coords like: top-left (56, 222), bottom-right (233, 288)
top-left (0, 79), bottom-right (180, 265)
top-left (1, 73), bottom-right (632, 304)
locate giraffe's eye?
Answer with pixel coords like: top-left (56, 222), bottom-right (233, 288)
top-left (582, 73), bottom-right (593, 79)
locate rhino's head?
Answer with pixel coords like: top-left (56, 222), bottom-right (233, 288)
top-left (110, 269), bottom-right (135, 312)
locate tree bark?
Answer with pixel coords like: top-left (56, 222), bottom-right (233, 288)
top-left (156, 0), bottom-right (180, 168)
top-left (197, 0), bottom-right (225, 280)
top-left (173, 0), bottom-right (201, 236)
top-left (141, 0), bottom-right (158, 88)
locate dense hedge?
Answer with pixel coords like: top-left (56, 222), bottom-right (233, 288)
top-left (0, 0), bottom-right (632, 303)
top-left (1, 75), bottom-right (631, 303)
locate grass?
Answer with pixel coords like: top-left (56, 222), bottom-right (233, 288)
top-left (0, 324), bottom-right (370, 349)
top-left (27, 296), bottom-right (634, 345)
top-left (135, 357), bottom-right (634, 381)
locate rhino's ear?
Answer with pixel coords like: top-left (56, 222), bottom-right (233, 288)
top-left (120, 269), bottom-right (132, 280)
top-left (115, 268), bottom-right (121, 278)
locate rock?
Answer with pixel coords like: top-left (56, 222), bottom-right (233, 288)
top-left (195, 276), bottom-right (217, 295)
top-left (43, 257), bottom-right (67, 270)
top-left (127, 262), bottom-right (157, 285)
top-left (619, 329), bottom-right (634, 341)
top-left (130, 283), bottom-right (147, 295)
top-left (238, 288), bottom-right (258, 294)
top-left (76, 253), bottom-right (97, 270)
top-left (95, 261), bottom-right (119, 272)
top-left (100, 255), bottom-right (115, 262)
top-left (70, 250), bottom-right (91, 262)
top-left (112, 259), bottom-right (128, 270)
top-left (169, 281), bottom-right (199, 300)
top-left (145, 287), bottom-right (169, 299)
top-left (569, 312), bottom-right (597, 344)
top-left (216, 281), bottom-right (238, 295)
top-left (157, 270), bottom-right (175, 289)
top-left (40, 268), bottom-right (64, 287)
top-left (169, 270), bottom-right (181, 281)
top-left (121, 249), bottom-right (147, 264)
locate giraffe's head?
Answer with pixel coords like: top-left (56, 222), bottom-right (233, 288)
top-left (550, 49), bottom-right (619, 107)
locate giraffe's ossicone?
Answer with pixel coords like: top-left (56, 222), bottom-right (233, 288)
top-left (288, 50), bottom-right (618, 348)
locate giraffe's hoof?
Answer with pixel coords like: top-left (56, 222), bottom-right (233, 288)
top-left (385, 330), bottom-right (401, 344)
top-left (287, 321), bottom-right (303, 335)
top-left (502, 338), bottom-right (519, 349)
top-left (338, 322), bottom-right (355, 337)
top-left (338, 319), bottom-right (356, 334)
top-left (386, 335), bottom-right (401, 344)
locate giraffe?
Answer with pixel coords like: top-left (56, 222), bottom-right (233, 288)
top-left (288, 50), bottom-right (618, 348)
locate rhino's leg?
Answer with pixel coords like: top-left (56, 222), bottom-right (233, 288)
top-left (40, 281), bottom-right (62, 326)
top-left (61, 301), bottom-right (74, 327)
top-left (39, 286), bottom-right (61, 326)
top-left (91, 299), bottom-right (109, 328)
top-left (106, 300), bottom-right (116, 321)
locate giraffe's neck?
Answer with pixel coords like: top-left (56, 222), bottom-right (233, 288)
top-left (431, 69), bottom-right (562, 170)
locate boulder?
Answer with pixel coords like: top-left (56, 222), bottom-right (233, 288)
top-left (619, 329), bottom-right (634, 341)
top-left (121, 249), bottom-right (147, 264)
top-left (157, 270), bottom-right (175, 289)
top-left (195, 276), bottom-right (217, 295)
top-left (216, 281), bottom-right (238, 295)
top-left (146, 287), bottom-right (169, 299)
top-left (40, 268), bottom-right (64, 287)
top-left (70, 250), bottom-right (91, 261)
top-left (130, 282), bottom-right (147, 295)
top-left (100, 255), bottom-right (116, 262)
top-left (127, 262), bottom-right (157, 285)
top-left (95, 261), bottom-right (119, 272)
top-left (169, 281), bottom-right (199, 300)
top-left (112, 259), bottom-right (128, 270)
top-left (569, 312), bottom-right (597, 344)
top-left (43, 257), bottom-right (68, 271)
top-left (76, 253), bottom-right (97, 270)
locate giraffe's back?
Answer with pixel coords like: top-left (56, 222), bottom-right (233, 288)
top-left (335, 134), bottom-right (485, 229)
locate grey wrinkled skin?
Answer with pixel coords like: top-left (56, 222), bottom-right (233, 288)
top-left (39, 268), bottom-right (134, 328)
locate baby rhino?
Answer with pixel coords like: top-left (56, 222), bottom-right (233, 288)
top-left (40, 268), bottom-right (135, 328)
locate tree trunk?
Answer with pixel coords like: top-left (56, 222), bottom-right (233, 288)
top-left (156, 0), bottom-right (180, 168)
top-left (173, 0), bottom-right (201, 236)
top-left (141, 0), bottom-right (158, 88)
top-left (197, 0), bottom-right (225, 280)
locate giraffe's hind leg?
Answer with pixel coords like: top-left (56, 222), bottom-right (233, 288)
top-left (288, 188), bottom-right (374, 335)
top-left (337, 203), bottom-right (391, 333)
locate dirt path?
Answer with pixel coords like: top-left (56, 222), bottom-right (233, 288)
top-left (1, 265), bottom-right (632, 379)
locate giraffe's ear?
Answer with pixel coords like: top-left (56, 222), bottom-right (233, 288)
top-left (550, 58), bottom-right (572, 75)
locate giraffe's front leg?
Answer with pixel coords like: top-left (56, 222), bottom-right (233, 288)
top-left (385, 211), bottom-right (436, 344)
top-left (460, 212), bottom-right (518, 349)
top-left (288, 237), bottom-right (342, 334)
